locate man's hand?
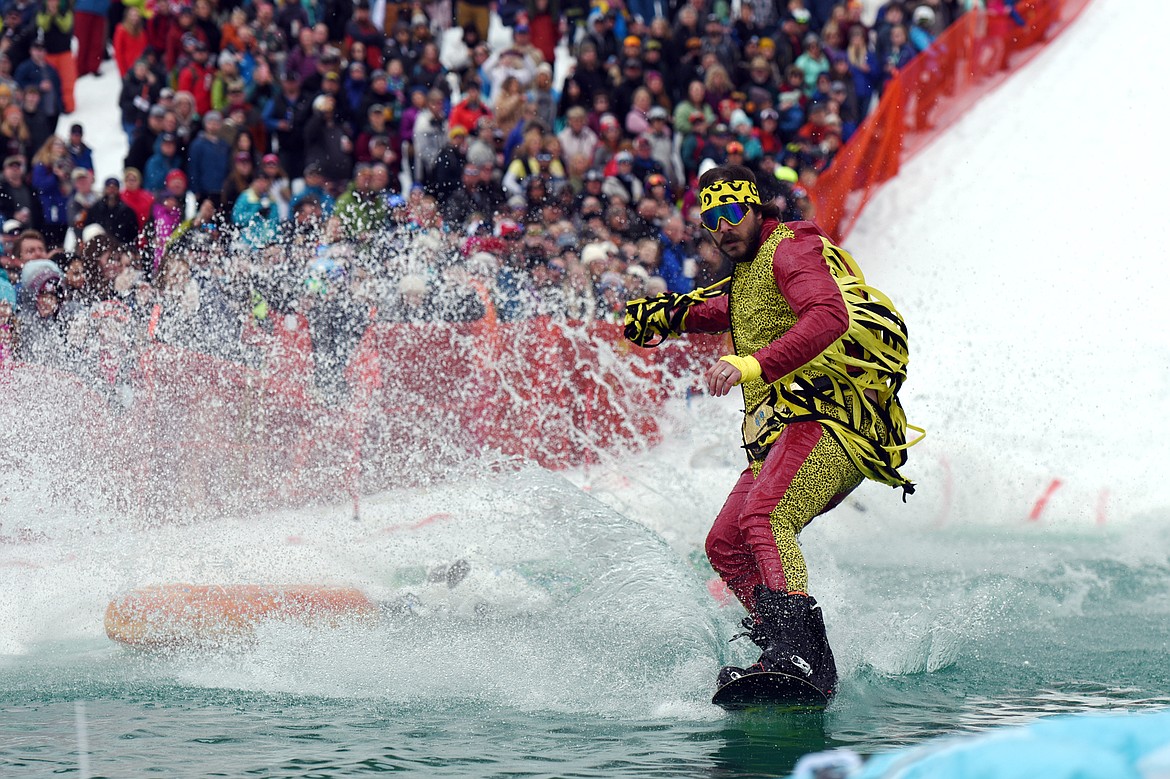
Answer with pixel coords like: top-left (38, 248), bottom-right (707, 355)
top-left (705, 354), bottom-right (762, 396)
top-left (705, 359), bottom-right (740, 396)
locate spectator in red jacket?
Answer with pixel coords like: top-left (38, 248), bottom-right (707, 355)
top-left (450, 78), bottom-right (492, 135)
top-left (176, 41), bottom-right (215, 116)
top-left (113, 7), bottom-right (148, 77)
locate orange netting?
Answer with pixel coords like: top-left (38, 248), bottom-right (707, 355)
top-left (814, 0), bottom-right (1094, 242)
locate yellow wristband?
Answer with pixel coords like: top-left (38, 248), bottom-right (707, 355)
top-left (718, 354), bottom-right (762, 385)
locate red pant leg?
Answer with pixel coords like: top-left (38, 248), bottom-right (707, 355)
top-left (704, 422), bottom-right (826, 614)
top-left (705, 467), bottom-right (759, 612)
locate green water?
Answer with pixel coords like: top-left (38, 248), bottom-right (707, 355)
top-left (3, 492), bottom-right (1168, 778)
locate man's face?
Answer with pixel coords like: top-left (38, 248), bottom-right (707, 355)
top-left (707, 204), bottom-right (760, 262)
top-left (4, 160), bottom-right (23, 183)
top-left (19, 238), bottom-right (46, 264)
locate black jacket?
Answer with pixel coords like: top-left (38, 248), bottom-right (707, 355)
top-left (86, 196), bottom-right (140, 246)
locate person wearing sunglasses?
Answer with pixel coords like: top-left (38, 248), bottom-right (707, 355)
top-left (623, 164), bottom-right (920, 699)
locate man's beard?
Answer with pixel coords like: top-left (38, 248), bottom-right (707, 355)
top-left (718, 233), bottom-right (758, 263)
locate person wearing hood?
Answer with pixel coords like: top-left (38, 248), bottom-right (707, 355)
top-left (15, 258), bottom-right (67, 367)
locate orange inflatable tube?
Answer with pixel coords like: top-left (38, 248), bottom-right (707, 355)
top-left (105, 584), bottom-right (379, 649)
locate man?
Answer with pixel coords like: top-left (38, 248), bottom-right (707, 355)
top-left (123, 100), bottom-right (164, 169)
top-left (411, 88), bottom-right (447, 186)
top-left (0, 157), bottom-right (36, 227)
top-left (13, 40), bottom-right (62, 127)
top-left (290, 162), bottom-right (336, 215)
top-left (426, 125), bottom-right (468, 200)
top-left (86, 177), bottom-right (139, 245)
top-left (557, 106), bottom-right (598, 169)
top-left (67, 167), bottom-right (99, 244)
top-left (624, 164), bottom-right (917, 698)
top-left (333, 162), bottom-right (387, 239)
top-left (232, 171), bottom-right (281, 248)
top-left (264, 70), bottom-right (312, 179)
top-left (187, 111), bottom-right (231, 209)
top-left (657, 213), bottom-right (693, 293)
top-left (66, 124), bottom-right (95, 172)
top-left (3, 228), bottom-right (47, 286)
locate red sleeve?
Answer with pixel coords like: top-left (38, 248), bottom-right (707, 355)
top-left (753, 221), bottom-right (850, 383)
top-left (682, 294), bottom-right (730, 333)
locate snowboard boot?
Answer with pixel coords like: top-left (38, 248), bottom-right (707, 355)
top-left (715, 587), bottom-right (838, 697)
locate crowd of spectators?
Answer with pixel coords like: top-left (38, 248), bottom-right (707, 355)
top-left (0, 0), bottom-right (965, 398)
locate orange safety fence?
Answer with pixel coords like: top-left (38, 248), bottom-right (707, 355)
top-left (814, 0), bottom-right (1094, 242)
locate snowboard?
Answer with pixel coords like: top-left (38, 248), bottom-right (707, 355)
top-left (711, 670), bottom-right (831, 710)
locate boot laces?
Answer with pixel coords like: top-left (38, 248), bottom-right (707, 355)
top-left (729, 615), bottom-right (767, 646)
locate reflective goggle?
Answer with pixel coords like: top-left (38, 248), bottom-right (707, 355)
top-left (700, 202), bottom-right (751, 232)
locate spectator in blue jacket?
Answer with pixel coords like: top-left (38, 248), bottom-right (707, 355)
top-left (66, 124), bottom-right (94, 172)
top-left (186, 111), bottom-right (231, 209)
top-left (657, 213), bottom-right (694, 293)
top-left (13, 41), bottom-right (62, 124)
top-left (909, 7), bottom-right (938, 53)
top-left (144, 132), bottom-right (182, 192)
top-left (231, 172), bottom-right (281, 248)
